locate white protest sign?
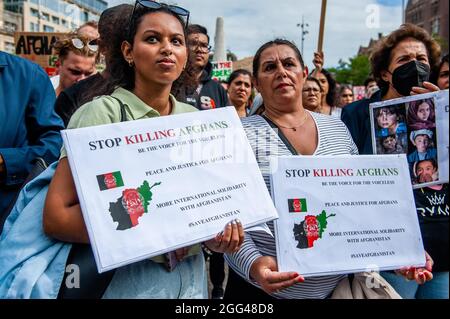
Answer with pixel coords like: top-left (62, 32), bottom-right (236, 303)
top-left (271, 155), bottom-right (425, 277)
top-left (62, 107), bottom-right (278, 272)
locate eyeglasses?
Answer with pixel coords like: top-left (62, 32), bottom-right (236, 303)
top-left (303, 88), bottom-right (321, 94)
top-left (128, 0), bottom-right (190, 40)
top-left (71, 38), bottom-right (99, 53)
top-left (188, 40), bottom-right (212, 53)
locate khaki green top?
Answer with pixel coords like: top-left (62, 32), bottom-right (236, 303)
top-left (61, 87), bottom-right (201, 263)
top-left (61, 87), bottom-right (197, 156)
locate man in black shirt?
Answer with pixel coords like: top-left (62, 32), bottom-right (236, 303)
top-left (185, 24), bottom-right (229, 111)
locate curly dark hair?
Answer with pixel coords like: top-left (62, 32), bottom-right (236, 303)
top-left (370, 23), bottom-right (441, 92)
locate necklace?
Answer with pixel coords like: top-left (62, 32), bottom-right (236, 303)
top-left (266, 111), bottom-right (309, 132)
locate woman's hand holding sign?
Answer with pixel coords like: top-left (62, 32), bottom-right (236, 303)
top-left (411, 81), bottom-right (440, 96)
top-left (249, 256), bottom-right (304, 295)
top-left (396, 251), bottom-right (434, 284)
top-left (204, 219), bottom-right (245, 253)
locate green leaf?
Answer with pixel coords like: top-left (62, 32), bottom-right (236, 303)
top-left (138, 181), bottom-right (161, 213)
top-left (317, 210), bottom-right (336, 238)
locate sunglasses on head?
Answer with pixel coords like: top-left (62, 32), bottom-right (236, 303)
top-left (128, 0), bottom-right (190, 39)
top-left (71, 38), bottom-right (99, 53)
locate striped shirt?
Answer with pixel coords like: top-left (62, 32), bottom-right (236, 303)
top-left (225, 112), bottom-right (359, 299)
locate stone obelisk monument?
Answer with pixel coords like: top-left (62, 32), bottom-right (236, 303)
top-left (213, 17), bottom-right (226, 61)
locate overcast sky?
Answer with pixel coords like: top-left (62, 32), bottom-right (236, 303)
top-left (108, 0), bottom-right (404, 69)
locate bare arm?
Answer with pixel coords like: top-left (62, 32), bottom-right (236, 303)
top-left (250, 256), bottom-right (304, 294)
top-left (310, 51), bottom-right (324, 76)
top-left (43, 158), bottom-right (89, 243)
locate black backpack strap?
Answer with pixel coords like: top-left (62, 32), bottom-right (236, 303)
top-left (111, 96), bottom-right (128, 122)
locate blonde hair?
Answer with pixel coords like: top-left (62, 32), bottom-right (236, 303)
top-left (53, 33), bottom-right (97, 63)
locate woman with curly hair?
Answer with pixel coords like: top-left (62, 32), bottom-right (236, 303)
top-left (341, 23), bottom-right (447, 300)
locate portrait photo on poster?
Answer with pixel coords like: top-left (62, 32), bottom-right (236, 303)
top-left (370, 91), bottom-right (449, 189)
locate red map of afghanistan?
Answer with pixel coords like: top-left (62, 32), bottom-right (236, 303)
top-left (293, 211), bottom-right (336, 249)
top-left (109, 181), bottom-right (161, 230)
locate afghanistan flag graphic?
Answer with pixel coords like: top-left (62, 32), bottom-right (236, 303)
top-left (293, 210), bottom-right (336, 249)
top-left (97, 171), bottom-right (124, 191)
top-left (108, 181), bottom-right (161, 230)
top-left (288, 198), bottom-right (308, 213)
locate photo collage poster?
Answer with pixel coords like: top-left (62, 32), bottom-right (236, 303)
top-left (370, 91), bottom-right (449, 189)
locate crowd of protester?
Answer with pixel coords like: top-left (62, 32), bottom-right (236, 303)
top-left (0, 0), bottom-right (448, 300)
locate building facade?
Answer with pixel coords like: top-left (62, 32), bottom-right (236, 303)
top-left (1, 0), bottom-right (107, 53)
top-left (405, 0), bottom-right (449, 50)
top-left (358, 33), bottom-right (384, 57)
top-left (1, 0), bottom-right (21, 52)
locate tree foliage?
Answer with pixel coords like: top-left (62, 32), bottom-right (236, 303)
top-left (432, 33), bottom-right (448, 54)
top-left (328, 54), bottom-right (371, 85)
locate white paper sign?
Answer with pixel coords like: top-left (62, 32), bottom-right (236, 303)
top-left (62, 107), bottom-right (278, 273)
top-left (369, 90), bottom-right (449, 189)
top-left (271, 155), bottom-right (425, 277)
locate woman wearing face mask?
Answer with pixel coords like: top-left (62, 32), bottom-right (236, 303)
top-left (342, 24), bottom-right (446, 299)
top-left (341, 23), bottom-right (441, 155)
top-left (223, 39), bottom-right (431, 300)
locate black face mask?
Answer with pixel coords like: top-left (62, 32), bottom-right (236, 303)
top-left (390, 60), bottom-right (430, 96)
